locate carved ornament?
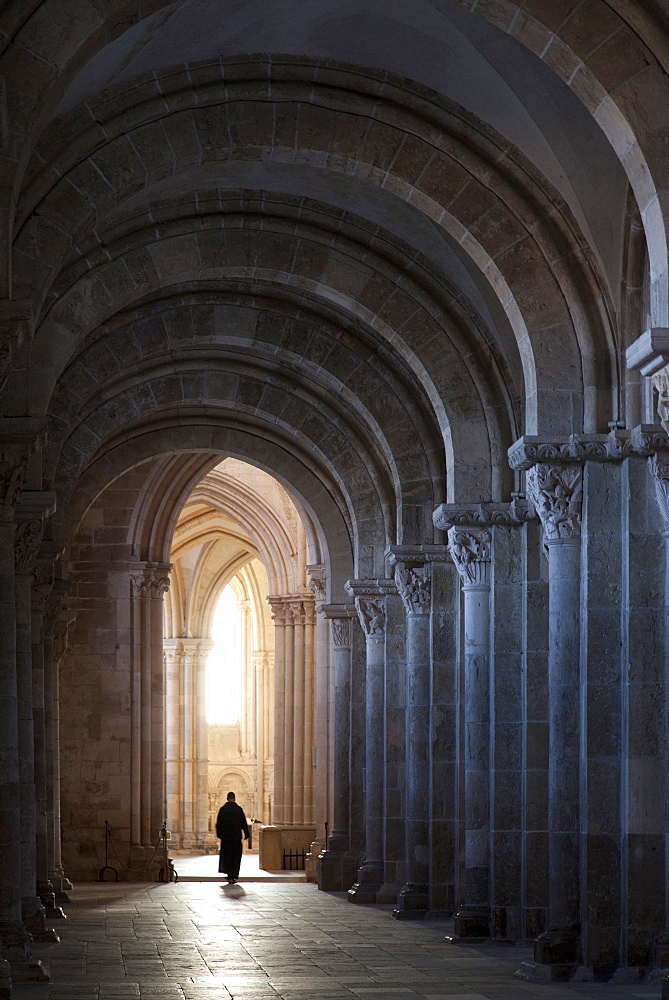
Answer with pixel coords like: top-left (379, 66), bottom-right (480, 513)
top-left (354, 597), bottom-right (385, 642)
top-left (330, 617), bottom-right (351, 648)
top-left (15, 518), bottom-right (43, 575)
top-left (525, 463), bottom-right (582, 540)
top-left (651, 454), bottom-right (669, 533)
top-left (508, 429), bottom-right (669, 470)
top-left (433, 499), bottom-right (534, 531)
top-left (0, 454), bottom-right (28, 521)
top-left (31, 560), bottom-right (54, 613)
top-left (447, 527), bottom-right (491, 588)
top-left (395, 563), bottom-right (431, 615)
top-left (268, 597), bottom-right (289, 626)
top-left (130, 571), bottom-right (170, 598)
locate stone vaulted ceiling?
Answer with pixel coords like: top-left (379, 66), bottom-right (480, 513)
top-left (0, 0), bottom-right (665, 583)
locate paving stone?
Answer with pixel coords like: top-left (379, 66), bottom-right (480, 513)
top-left (10, 882), bottom-right (662, 1000)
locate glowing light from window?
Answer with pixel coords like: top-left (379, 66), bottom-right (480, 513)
top-left (206, 585), bottom-right (242, 724)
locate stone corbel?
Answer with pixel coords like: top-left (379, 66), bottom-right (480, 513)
top-left (625, 327), bottom-right (669, 377)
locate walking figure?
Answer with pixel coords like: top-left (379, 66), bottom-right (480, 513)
top-left (216, 791), bottom-right (249, 884)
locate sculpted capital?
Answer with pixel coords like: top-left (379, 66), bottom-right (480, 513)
top-left (447, 527), bottom-right (491, 588)
top-left (526, 463), bottom-right (582, 540)
top-left (354, 597), bottom-right (386, 642)
top-left (395, 563), bottom-right (431, 615)
top-left (650, 453), bottom-right (669, 533)
top-left (330, 617), bottom-right (351, 648)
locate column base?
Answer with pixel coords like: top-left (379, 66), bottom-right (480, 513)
top-left (50, 866), bottom-right (72, 892)
top-left (0, 921), bottom-right (32, 962)
top-left (38, 881), bottom-right (65, 919)
top-left (347, 862), bottom-right (383, 904)
top-left (514, 926), bottom-right (581, 980)
top-left (392, 882), bottom-right (429, 920)
top-left (22, 897), bottom-right (59, 943)
top-left (514, 960), bottom-right (578, 983)
top-left (445, 906), bottom-right (491, 942)
top-left (305, 839), bottom-right (323, 883)
top-left (376, 881), bottom-right (403, 904)
top-left (10, 961), bottom-right (50, 983)
top-left (533, 925), bottom-right (580, 965)
top-left (317, 849), bottom-right (358, 892)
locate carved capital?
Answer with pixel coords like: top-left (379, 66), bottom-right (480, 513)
top-left (525, 463), bottom-right (582, 541)
top-left (344, 579), bottom-right (394, 643)
top-left (43, 591), bottom-right (63, 638)
top-left (31, 561), bottom-right (54, 614)
top-left (447, 527), bottom-right (491, 588)
top-left (651, 454), bottom-right (669, 533)
top-left (330, 617), bottom-right (352, 648)
top-left (354, 596), bottom-right (386, 642)
top-left (394, 562), bottom-right (431, 615)
top-left (652, 366), bottom-right (669, 436)
top-left (0, 454), bottom-right (28, 521)
top-left (268, 597), bottom-right (290, 626)
top-left (306, 563), bottom-right (326, 605)
top-left (15, 518), bottom-right (43, 575)
top-left (288, 599), bottom-right (307, 626)
top-left (130, 561), bottom-right (171, 598)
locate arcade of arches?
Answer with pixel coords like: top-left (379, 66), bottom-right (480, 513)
top-left (6, 0), bottom-right (669, 991)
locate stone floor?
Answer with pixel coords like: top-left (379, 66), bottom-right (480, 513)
top-left (14, 882), bottom-right (662, 1000)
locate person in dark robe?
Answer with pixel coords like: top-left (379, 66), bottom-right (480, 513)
top-left (216, 791), bottom-right (249, 883)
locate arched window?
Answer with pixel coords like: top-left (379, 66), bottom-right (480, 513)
top-left (206, 584), bottom-right (242, 724)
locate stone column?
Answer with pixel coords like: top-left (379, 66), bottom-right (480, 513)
top-left (447, 527), bottom-right (492, 940)
top-left (268, 594), bottom-right (316, 828)
top-left (526, 463), bottom-right (583, 969)
top-left (317, 605), bottom-right (357, 891)
top-left (163, 639), bottom-right (182, 841)
top-left (14, 492), bottom-right (57, 942)
top-left (164, 636), bottom-right (211, 848)
top-left (129, 564), bottom-right (170, 855)
top-left (268, 598), bottom-right (289, 824)
top-left (0, 440), bottom-right (36, 976)
top-left (48, 603), bottom-right (74, 898)
top-left (346, 579), bottom-right (394, 903)
top-left (31, 545), bottom-right (65, 920)
top-left (391, 557), bottom-right (432, 920)
top-left (194, 638), bottom-right (212, 848)
top-left (305, 568), bottom-right (327, 879)
top-left (43, 585), bottom-right (72, 901)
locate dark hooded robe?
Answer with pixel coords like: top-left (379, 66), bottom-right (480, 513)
top-left (216, 801), bottom-right (249, 880)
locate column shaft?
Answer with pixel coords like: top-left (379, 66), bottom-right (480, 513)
top-left (317, 611), bottom-right (356, 891)
top-left (269, 600), bottom-right (287, 825)
top-left (346, 583), bottom-right (391, 904)
top-left (525, 462), bottom-right (583, 968)
top-left (448, 528), bottom-right (492, 940)
top-left (392, 558), bottom-right (432, 920)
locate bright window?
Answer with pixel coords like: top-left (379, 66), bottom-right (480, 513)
top-left (206, 585), bottom-right (242, 724)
